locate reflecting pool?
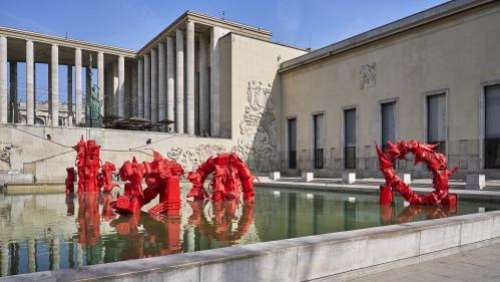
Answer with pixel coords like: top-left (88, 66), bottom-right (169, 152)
top-left (0, 186), bottom-right (499, 277)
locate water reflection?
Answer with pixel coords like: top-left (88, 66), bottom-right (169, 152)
top-left (380, 204), bottom-right (458, 225)
top-left (0, 188), bottom-right (499, 277)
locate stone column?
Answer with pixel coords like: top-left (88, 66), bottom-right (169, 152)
top-left (26, 40), bottom-right (34, 125)
top-left (75, 48), bottom-right (83, 125)
top-left (150, 48), bottom-right (158, 122)
top-left (144, 53), bottom-right (150, 120)
top-left (0, 36), bottom-right (7, 124)
top-left (85, 62), bottom-right (92, 126)
top-left (97, 52), bottom-right (105, 118)
top-left (67, 65), bottom-right (73, 126)
top-left (210, 27), bottom-right (223, 136)
top-left (118, 55), bottom-right (125, 117)
top-left (158, 42), bottom-right (166, 122)
top-left (9, 62), bottom-right (18, 123)
top-left (50, 44), bottom-right (59, 127)
top-left (186, 21), bottom-right (195, 135)
top-left (198, 35), bottom-right (209, 135)
top-left (131, 63), bottom-right (138, 117)
top-left (176, 29), bottom-right (185, 134)
top-left (166, 36), bottom-right (175, 132)
top-left (112, 61), bottom-right (118, 115)
top-left (137, 57), bottom-right (143, 117)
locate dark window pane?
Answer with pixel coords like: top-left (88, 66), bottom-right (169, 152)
top-left (313, 114), bottom-right (324, 169)
top-left (344, 109), bottom-right (356, 169)
top-left (427, 94), bottom-right (446, 143)
top-left (381, 102), bottom-right (396, 145)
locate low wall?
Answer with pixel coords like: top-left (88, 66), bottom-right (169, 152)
top-left (5, 210), bottom-right (500, 282)
top-left (0, 124), bottom-right (236, 182)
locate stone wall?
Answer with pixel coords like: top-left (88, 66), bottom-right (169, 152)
top-left (280, 2), bottom-right (500, 178)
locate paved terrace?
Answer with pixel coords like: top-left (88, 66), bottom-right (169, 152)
top-left (352, 241), bottom-right (500, 282)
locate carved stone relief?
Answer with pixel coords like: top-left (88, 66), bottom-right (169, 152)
top-left (360, 63), bottom-right (376, 89)
top-left (233, 81), bottom-right (279, 172)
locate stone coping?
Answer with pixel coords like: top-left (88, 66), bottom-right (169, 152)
top-left (4, 207), bottom-right (500, 281)
top-left (256, 180), bottom-right (500, 201)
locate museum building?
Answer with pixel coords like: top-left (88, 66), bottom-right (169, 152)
top-left (0, 0), bottom-right (499, 182)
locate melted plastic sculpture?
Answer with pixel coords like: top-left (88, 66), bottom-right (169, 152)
top-left (376, 140), bottom-right (458, 206)
top-left (73, 137), bottom-right (101, 193)
top-left (99, 161), bottom-right (118, 193)
top-left (112, 152), bottom-right (183, 215)
top-left (187, 153), bottom-right (255, 202)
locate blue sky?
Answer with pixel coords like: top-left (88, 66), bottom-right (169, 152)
top-left (0, 0), bottom-right (449, 103)
top-left (1, 0), bottom-right (449, 51)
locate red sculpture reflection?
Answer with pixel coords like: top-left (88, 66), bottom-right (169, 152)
top-left (380, 204), bottom-right (458, 225)
top-left (65, 167), bottom-right (76, 194)
top-left (77, 193), bottom-right (101, 246)
top-left (109, 213), bottom-right (182, 259)
top-left (188, 199), bottom-right (254, 243)
top-left (187, 153), bottom-right (255, 202)
top-left (376, 140), bottom-right (458, 206)
top-left (113, 152), bottom-right (183, 216)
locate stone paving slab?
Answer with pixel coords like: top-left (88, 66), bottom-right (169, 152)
top-left (350, 242), bottom-right (500, 282)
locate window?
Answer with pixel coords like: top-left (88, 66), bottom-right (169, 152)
top-left (287, 118), bottom-right (297, 169)
top-left (427, 94), bottom-right (446, 153)
top-left (485, 85), bottom-right (500, 169)
top-left (313, 113), bottom-right (324, 169)
top-left (344, 109), bottom-right (356, 169)
top-left (381, 101), bottom-right (396, 147)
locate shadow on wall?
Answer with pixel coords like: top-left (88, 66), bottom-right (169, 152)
top-left (235, 75), bottom-right (281, 174)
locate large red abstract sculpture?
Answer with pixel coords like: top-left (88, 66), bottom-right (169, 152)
top-left (112, 152), bottom-right (183, 216)
top-left (73, 137), bottom-right (101, 193)
top-left (187, 153), bottom-right (255, 202)
top-left (376, 140), bottom-right (457, 206)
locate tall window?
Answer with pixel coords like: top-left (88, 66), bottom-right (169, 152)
top-left (427, 94), bottom-right (446, 153)
top-left (344, 109), bottom-right (356, 169)
top-left (485, 85), bottom-right (500, 169)
top-left (381, 102), bottom-right (396, 147)
top-left (287, 118), bottom-right (297, 169)
top-left (313, 113), bottom-right (324, 169)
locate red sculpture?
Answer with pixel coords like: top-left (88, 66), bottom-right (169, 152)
top-left (99, 161), bottom-right (118, 193)
top-left (187, 153), bottom-right (255, 202)
top-left (376, 140), bottom-right (458, 206)
top-left (112, 152), bottom-right (183, 216)
top-left (73, 137), bottom-right (101, 193)
top-left (65, 167), bottom-right (76, 194)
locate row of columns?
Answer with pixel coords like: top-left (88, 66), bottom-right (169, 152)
top-left (136, 22), bottom-right (227, 136)
top-left (0, 35), bottom-right (127, 127)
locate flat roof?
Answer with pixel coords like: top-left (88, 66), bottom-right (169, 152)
top-left (138, 10), bottom-right (273, 55)
top-left (279, 0), bottom-right (496, 73)
top-left (0, 25), bottom-right (136, 58)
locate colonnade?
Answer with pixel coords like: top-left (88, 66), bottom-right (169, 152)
top-left (0, 34), bottom-right (131, 127)
top-left (136, 22), bottom-right (227, 136)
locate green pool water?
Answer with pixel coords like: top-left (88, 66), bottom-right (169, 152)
top-left (0, 186), bottom-right (499, 277)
